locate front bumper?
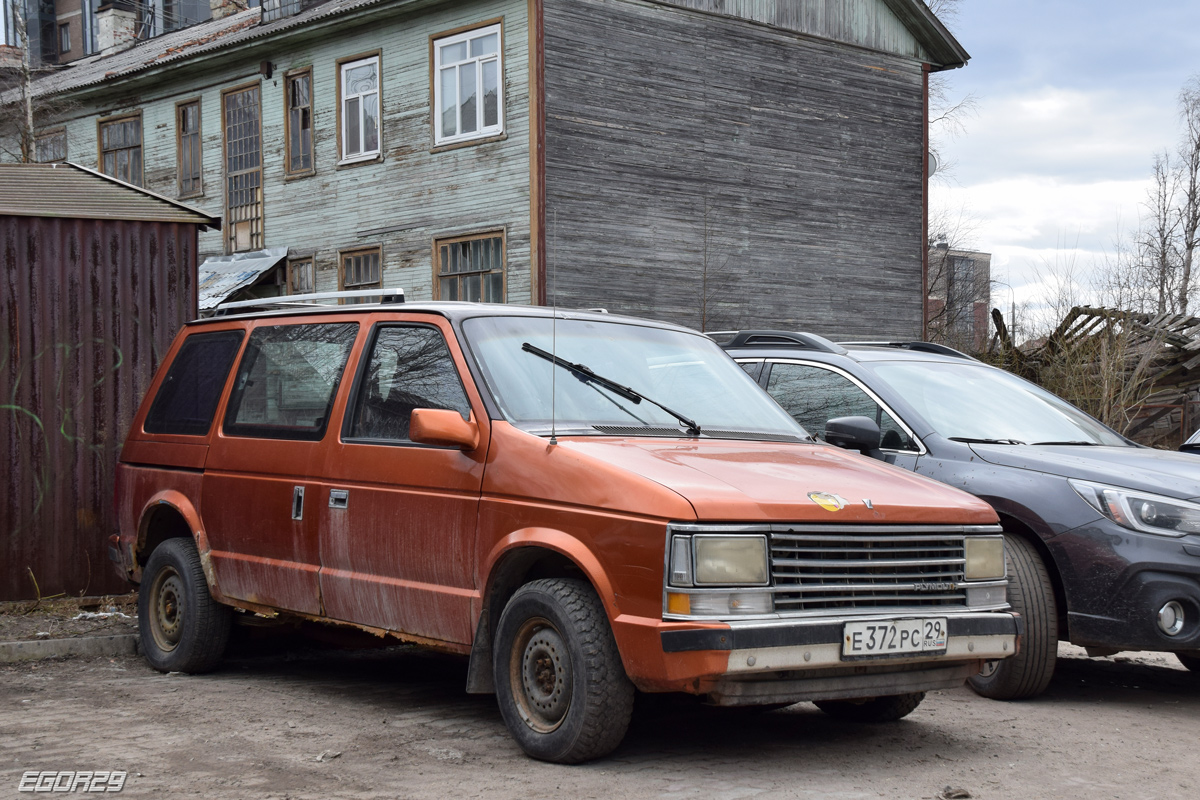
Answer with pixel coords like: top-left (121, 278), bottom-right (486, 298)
top-left (662, 612), bottom-right (1020, 672)
top-left (1049, 521), bottom-right (1200, 652)
top-left (613, 611), bottom-right (1020, 702)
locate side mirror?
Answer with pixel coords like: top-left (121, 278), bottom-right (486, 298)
top-left (825, 416), bottom-right (881, 454)
top-left (410, 408), bottom-right (480, 450)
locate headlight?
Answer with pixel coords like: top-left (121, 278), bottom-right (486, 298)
top-left (693, 535), bottom-right (770, 585)
top-left (1070, 479), bottom-right (1200, 537)
top-left (964, 536), bottom-right (1005, 580)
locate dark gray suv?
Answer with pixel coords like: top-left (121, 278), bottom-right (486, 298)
top-left (718, 330), bottom-right (1200, 699)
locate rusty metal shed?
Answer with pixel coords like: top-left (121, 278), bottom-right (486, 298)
top-left (1, 162), bottom-right (220, 601)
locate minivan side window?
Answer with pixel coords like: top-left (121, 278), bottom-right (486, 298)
top-left (223, 323), bottom-right (358, 441)
top-left (766, 362), bottom-right (918, 452)
top-left (347, 325), bottom-right (471, 442)
top-left (144, 331), bottom-right (245, 436)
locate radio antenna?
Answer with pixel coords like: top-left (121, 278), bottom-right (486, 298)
top-left (549, 210), bottom-right (558, 446)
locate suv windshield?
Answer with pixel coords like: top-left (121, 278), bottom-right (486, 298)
top-left (870, 361), bottom-right (1128, 446)
top-left (464, 316), bottom-right (806, 439)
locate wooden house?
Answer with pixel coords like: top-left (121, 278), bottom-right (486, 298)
top-left (7, 0), bottom-right (967, 337)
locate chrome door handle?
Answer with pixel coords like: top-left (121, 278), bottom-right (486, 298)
top-left (328, 489), bottom-right (349, 509)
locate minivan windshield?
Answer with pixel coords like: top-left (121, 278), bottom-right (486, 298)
top-left (463, 316), bottom-right (807, 439)
top-left (870, 361), bottom-right (1128, 446)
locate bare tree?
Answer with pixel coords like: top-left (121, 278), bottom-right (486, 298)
top-left (1178, 76), bottom-right (1200, 313)
top-left (1, 0), bottom-right (37, 162)
top-left (926, 201), bottom-right (990, 351)
top-left (924, 0), bottom-right (978, 181)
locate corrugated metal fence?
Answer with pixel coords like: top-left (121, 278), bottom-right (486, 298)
top-left (2, 215), bottom-right (198, 601)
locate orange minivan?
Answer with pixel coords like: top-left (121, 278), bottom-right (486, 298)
top-left (112, 292), bottom-right (1019, 763)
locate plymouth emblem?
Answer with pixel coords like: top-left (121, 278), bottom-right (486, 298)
top-left (808, 491), bottom-right (847, 512)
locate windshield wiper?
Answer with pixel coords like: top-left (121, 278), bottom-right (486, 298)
top-left (521, 342), bottom-right (702, 435)
top-left (1031, 440), bottom-right (1100, 446)
top-left (948, 437), bottom-right (1026, 445)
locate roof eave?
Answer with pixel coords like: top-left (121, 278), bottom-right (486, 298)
top-left (881, 0), bottom-right (970, 71)
top-left (67, 161), bottom-right (223, 229)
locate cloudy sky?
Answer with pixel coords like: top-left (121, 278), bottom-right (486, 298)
top-left (932, 1), bottom-right (1200, 320)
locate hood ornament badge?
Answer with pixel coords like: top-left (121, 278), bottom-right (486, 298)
top-left (808, 491), bottom-right (847, 512)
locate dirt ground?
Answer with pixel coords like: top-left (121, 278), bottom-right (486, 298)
top-left (0, 595), bottom-right (138, 642)
top-left (1, 636), bottom-right (1198, 800)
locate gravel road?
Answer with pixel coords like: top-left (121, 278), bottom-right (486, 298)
top-left (2, 641), bottom-right (1197, 800)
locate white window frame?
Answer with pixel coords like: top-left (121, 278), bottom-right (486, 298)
top-left (339, 55), bottom-right (381, 164)
top-left (433, 23), bottom-right (504, 146)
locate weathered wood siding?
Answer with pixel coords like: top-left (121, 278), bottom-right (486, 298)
top-left (543, 0), bottom-right (926, 337)
top-left (45, 0), bottom-right (532, 303)
top-left (655, 0), bottom-right (930, 61)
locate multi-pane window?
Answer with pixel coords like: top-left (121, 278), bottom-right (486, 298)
top-left (434, 24), bottom-right (503, 145)
top-left (288, 258), bottom-right (314, 295)
top-left (435, 232), bottom-right (504, 303)
top-left (99, 115), bottom-right (143, 186)
top-left (339, 56), bottom-right (380, 161)
top-left (285, 70), bottom-right (314, 174)
top-left (341, 247), bottom-right (382, 300)
top-left (223, 85), bottom-right (263, 253)
top-left (177, 100), bottom-right (202, 197)
top-left (35, 130), bottom-right (66, 163)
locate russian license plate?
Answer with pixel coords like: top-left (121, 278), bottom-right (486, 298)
top-left (842, 618), bottom-right (948, 658)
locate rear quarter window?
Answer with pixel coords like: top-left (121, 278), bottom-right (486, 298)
top-left (144, 330), bottom-right (245, 436)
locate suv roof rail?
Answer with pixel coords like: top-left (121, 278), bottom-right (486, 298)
top-left (708, 330), bottom-right (848, 354)
top-left (213, 288), bottom-right (406, 316)
top-left (838, 341), bottom-right (978, 360)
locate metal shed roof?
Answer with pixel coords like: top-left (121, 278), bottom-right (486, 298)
top-left (0, 162), bottom-right (221, 229)
top-left (198, 247), bottom-right (288, 310)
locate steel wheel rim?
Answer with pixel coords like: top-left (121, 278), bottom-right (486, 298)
top-left (509, 617), bottom-right (571, 733)
top-left (149, 567), bottom-right (185, 653)
top-left (978, 659), bottom-right (1000, 679)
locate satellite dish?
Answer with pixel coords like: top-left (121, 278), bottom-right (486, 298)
top-left (928, 151), bottom-right (940, 178)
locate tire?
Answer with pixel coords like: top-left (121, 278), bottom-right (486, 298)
top-left (814, 692), bottom-right (925, 722)
top-left (138, 538), bottom-right (231, 674)
top-left (968, 534), bottom-right (1057, 700)
top-left (1177, 653), bottom-right (1200, 673)
top-left (493, 578), bottom-right (635, 763)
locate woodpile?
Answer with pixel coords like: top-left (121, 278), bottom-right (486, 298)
top-left (991, 306), bottom-right (1200, 445)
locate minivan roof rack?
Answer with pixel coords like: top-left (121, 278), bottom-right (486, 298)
top-left (213, 288), bottom-right (406, 316)
top-left (708, 330), bottom-right (848, 354)
top-left (838, 341), bottom-right (977, 360)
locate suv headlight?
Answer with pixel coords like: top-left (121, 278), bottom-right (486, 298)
top-left (1070, 479), bottom-right (1200, 537)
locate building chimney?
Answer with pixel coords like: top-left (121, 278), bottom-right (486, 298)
top-left (95, 4), bottom-right (138, 56)
top-left (210, 0), bottom-right (245, 20)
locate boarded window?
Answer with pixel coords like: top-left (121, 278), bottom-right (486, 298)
top-left (99, 115), bottom-right (142, 186)
top-left (224, 84), bottom-right (263, 252)
top-left (288, 258), bottom-right (314, 294)
top-left (339, 55), bottom-right (380, 161)
top-left (224, 323), bottom-right (359, 441)
top-left (285, 70), bottom-right (314, 174)
top-left (348, 326), bottom-right (471, 441)
top-left (341, 247), bottom-right (382, 302)
top-left (177, 100), bottom-right (202, 197)
top-left (435, 232), bottom-right (504, 303)
top-left (35, 130), bottom-right (66, 163)
top-left (434, 23), bottom-right (503, 145)
top-left (144, 331), bottom-right (244, 436)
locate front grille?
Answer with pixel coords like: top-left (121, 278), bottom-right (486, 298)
top-left (770, 525), bottom-right (967, 612)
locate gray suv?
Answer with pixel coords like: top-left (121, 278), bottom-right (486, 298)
top-left (718, 330), bottom-right (1200, 699)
